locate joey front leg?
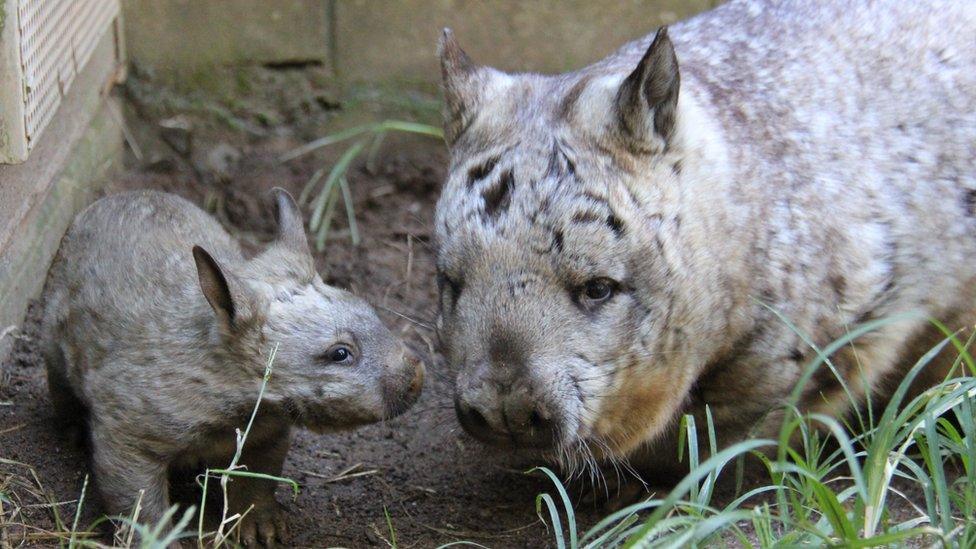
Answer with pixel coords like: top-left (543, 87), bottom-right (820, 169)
top-left (225, 430), bottom-right (291, 547)
top-left (90, 424), bottom-right (172, 536)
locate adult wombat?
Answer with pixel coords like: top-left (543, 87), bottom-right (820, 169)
top-left (40, 189), bottom-right (424, 545)
top-left (433, 0), bottom-right (976, 478)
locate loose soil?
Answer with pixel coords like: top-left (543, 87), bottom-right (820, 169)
top-left (0, 68), bottom-right (618, 548)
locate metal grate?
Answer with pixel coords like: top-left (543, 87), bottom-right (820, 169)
top-left (17, 0), bottom-right (120, 145)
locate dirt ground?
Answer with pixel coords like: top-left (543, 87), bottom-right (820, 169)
top-left (0, 67), bottom-right (622, 548)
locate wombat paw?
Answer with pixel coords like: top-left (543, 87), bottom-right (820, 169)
top-left (239, 502), bottom-right (288, 548)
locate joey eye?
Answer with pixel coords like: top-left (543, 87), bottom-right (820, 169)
top-left (324, 345), bottom-right (355, 364)
top-left (578, 277), bottom-right (617, 306)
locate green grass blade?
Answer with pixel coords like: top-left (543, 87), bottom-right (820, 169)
top-left (314, 183), bottom-right (342, 251)
top-left (806, 413), bottom-right (867, 501)
top-left (530, 467), bottom-right (577, 549)
top-left (198, 470), bottom-right (210, 544)
top-left (280, 123), bottom-right (378, 162)
top-left (339, 176), bottom-right (360, 246)
top-left (684, 415), bottom-right (700, 503)
top-left (622, 439), bottom-right (774, 546)
top-left (687, 510), bottom-right (753, 545)
top-left (928, 317), bottom-right (976, 375)
top-left (384, 506), bottom-right (398, 548)
top-left (583, 513), bottom-right (641, 549)
top-left (309, 140), bottom-right (365, 231)
top-left (536, 492), bottom-right (566, 549)
top-left (923, 410), bottom-right (953, 534)
top-left (206, 469), bottom-right (300, 498)
top-left (365, 131), bottom-right (388, 173)
top-left (158, 506), bottom-right (197, 546)
top-left (376, 120), bottom-right (445, 138)
top-left (298, 165), bottom-right (328, 205)
top-left (808, 478), bottom-right (857, 540)
top-left (581, 499), bottom-right (664, 545)
top-left (848, 527), bottom-right (943, 548)
top-left (68, 475), bottom-right (89, 549)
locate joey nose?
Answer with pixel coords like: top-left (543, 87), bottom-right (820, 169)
top-left (382, 346), bottom-right (425, 419)
top-left (404, 346), bottom-right (426, 399)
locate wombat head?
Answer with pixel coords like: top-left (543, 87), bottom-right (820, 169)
top-left (434, 29), bottom-right (712, 462)
top-left (192, 189), bottom-right (424, 430)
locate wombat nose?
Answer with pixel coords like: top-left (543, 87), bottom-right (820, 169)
top-left (381, 346), bottom-right (426, 419)
top-left (454, 393), bottom-right (556, 449)
top-left (454, 397), bottom-right (493, 438)
top-left (502, 398), bottom-right (557, 449)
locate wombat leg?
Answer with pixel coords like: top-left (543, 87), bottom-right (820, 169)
top-left (228, 432), bottom-right (291, 547)
top-left (44, 345), bottom-right (88, 446)
top-left (90, 425), bottom-right (172, 537)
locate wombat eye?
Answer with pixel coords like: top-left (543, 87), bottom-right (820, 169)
top-left (325, 345), bottom-right (354, 364)
top-left (579, 278), bottom-right (617, 305)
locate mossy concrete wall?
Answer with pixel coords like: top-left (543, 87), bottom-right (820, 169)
top-left (334, 0), bottom-right (717, 83)
top-left (122, 0), bottom-right (717, 84)
top-left (122, 0), bottom-right (332, 71)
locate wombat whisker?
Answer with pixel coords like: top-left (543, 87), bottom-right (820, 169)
top-left (373, 304), bottom-right (436, 332)
top-left (428, 415), bottom-right (462, 432)
top-left (409, 403), bottom-right (454, 416)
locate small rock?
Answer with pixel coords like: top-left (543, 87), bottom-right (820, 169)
top-left (158, 115), bottom-right (193, 156)
top-left (144, 155), bottom-right (177, 173)
top-left (363, 526), bottom-right (382, 546)
top-left (313, 92), bottom-right (341, 110)
top-left (201, 142), bottom-right (242, 178)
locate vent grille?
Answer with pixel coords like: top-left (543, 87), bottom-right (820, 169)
top-left (17, 0), bottom-right (120, 146)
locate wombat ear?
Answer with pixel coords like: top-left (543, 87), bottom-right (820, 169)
top-left (438, 28), bottom-right (485, 145)
top-left (192, 246), bottom-right (237, 326)
top-left (270, 187), bottom-right (311, 256)
top-left (616, 26), bottom-right (680, 151)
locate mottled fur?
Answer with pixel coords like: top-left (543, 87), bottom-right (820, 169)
top-left (40, 190), bottom-right (424, 545)
top-left (434, 0), bottom-right (976, 479)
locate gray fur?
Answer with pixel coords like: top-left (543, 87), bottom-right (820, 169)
top-left (434, 0), bottom-right (976, 477)
top-left (40, 189), bottom-right (424, 545)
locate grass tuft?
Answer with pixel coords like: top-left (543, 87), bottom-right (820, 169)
top-left (283, 120), bottom-right (444, 251)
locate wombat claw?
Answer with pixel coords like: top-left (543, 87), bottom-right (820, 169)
top-left (239, 502), bottom-right (288, 548)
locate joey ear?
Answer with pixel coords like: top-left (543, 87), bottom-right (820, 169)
top-left (192, 246), bottom-right (237, 326)
top-left (270, 187), bottom-right (311, 256)
top-left (438, 28), bottom-right (485, 145)
top-left (616, 26), bottom-right (680, 151)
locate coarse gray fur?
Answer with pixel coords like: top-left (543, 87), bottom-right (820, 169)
top-left (40, 189), bottom-right (424, 546)
top-left (433, 0), bottom-right (976, 480)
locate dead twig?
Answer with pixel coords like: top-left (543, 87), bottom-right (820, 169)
top-left (302, 463), bottom-right (379, 484)
top-left (0, 424), bottom-right (24, 436)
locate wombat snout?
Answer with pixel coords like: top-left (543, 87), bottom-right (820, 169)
top-left (383, 345), bottom-right (426, 419)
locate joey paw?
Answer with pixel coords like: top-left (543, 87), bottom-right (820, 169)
top-left (238, 500), bottom-right (288, 548)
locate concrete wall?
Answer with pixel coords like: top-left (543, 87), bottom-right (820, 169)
top-left (122, 0), bottom-right (717, 84)
top-left (0, 32), bottom-right (124, 358)
top-left (334, 0), bottom-right (717, 83)
top-left (122, 0), bottom-right (332, 71)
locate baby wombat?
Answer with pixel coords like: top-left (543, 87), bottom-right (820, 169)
top-left (39, 188), bottom-right (424, 546)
